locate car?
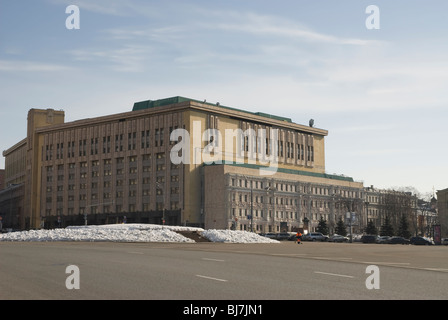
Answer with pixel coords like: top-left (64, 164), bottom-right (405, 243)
top-left (388, 236), bottom-right (410, 245)
top-left (328, 234), bottom-right (349, 243)
top-left (361, 235), bottom-right (378, 243)
top-left (288, 233), bottom-right (299, 241)
top-left (302, 232), bottom-right (328, 242)
top-left (276, 232), bottom-right (291, 241)
top-left (410, 236), bottom-right (434, 245)
top-left (376, 236), bottom-right (391, 244)
top-left (442, 238), bottom-right (448, 246)
top-left (263, 233), bottom-right (277, 239)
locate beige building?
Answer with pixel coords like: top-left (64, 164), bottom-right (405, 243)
top-left (2, 96), bottom-right (364, 231)
top-left (364, 186), bottom-right (419, 235)
top-left (436, 188), bottom-right (448, 237)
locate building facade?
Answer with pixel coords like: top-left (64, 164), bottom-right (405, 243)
top-left (3, 96), bottom-right (366, 231)
top-left (364, 185), bottom-right (419, 235)
top-left (436, 188), bottom-right (448, 237)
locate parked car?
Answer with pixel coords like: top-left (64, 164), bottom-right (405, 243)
top-left (376, 236), bottom-right (391, 244)
top-left (410, 236), bottom-right (434, 245)
top-left (442, 238), bottom-right (448, 246)
top-left (276, 232), bottom-right (291, 241)
top-left (302, 232), bottom-right (328, 242)
top-left (328, 234), bottom-right (349, 243)
top-left (361, 235), bottom-right (378, 243)
top-left (388, 236), bottom-right (410, 245)
top-left (288, 233), bottom-right (299, 241)
top-left (262, 233), bottom-right (277, 239)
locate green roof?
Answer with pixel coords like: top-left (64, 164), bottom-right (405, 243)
top-left (132, 96), bottom-right (292, 123)
top-left (203, 162), bottom-right (354, 182)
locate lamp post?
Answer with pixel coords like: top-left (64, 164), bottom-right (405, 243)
top-left (265, 185), bottom-right (277, 233)
top-left (364, 201), bottom-right (370, 233)
top-left (156, 182), bottom-right (166, 229)
top-left (242, 175), bottom-right (254, 232)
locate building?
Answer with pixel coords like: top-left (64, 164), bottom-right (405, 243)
top-left (0, 169), bottom-right (5, 191)
top-left (364, 185), bottom-right (419, 235)
top-left (2, 96), bottom-right (365, 231)
top-left (436, 188), bottom-right (448, 237)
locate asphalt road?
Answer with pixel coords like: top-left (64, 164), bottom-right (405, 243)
top-left (1, 241), bottom-right (447, 300)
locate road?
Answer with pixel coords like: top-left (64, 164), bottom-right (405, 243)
top-left (1, 241), bottom-right (447, 300)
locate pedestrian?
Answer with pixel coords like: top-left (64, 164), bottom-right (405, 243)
top-left (296, 232), bottom-right (302, 244)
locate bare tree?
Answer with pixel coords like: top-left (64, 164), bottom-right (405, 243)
top-left (382, 189), bottom-right (416, 236)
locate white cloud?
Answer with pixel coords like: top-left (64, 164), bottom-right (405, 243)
top-left (46, 0), bottom-right (147, 17)
top-left (196, 10), bottom-right (383, 46)
top-left (0, 60), bottom-right (72, 72)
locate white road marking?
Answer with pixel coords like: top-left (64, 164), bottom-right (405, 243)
top-left (271, 253), bottom-right (307, 257)
top-left (424, 268), bottom-right (448, 272)
top-left (196, 275), bottom-right (228, 282)
top-left (314, 271), bottom-right (355, 278)
top-left (202, 258), bottom-right (225, 262)
top-left (311, 256), bottom-right (353, 260)
top-left (363, 262), bottom-right (410, 266)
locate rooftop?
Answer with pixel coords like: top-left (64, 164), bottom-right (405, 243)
top-left (133, 96), bottom-right (293, 123)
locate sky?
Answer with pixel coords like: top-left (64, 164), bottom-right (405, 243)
top-left (0, 0), bottom-right (447, 197)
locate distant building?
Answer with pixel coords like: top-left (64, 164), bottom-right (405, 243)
top-left (364, 185), bottom-right (419, 235)
top-left (0, 169), bottom-right (4, 190)
top-left (436, 188), bottom-right (448, 237)
top-left (2, 96), bottom-right (365, 231)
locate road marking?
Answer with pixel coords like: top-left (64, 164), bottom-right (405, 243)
top-left (196, 275), bottom-right (228, 282)
top-left (363, 262), bottom-right (410, 266)
top-left (202, 258), bottom-right (225, 262)
top-left (424, 268), bottom-right (448, 272)
top-left (311, 256), bottom-right (353, 261)
top-left (314, 271), bottom-right (355, 279)
top-left (127, 251), bottom-right (144, 255)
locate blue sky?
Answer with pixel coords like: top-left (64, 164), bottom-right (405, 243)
top-left (1, 0), bottom-right (447, 197)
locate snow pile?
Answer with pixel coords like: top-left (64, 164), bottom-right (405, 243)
top-left (0, 224), bottom-right (198, 243)
top-left (201, 229), bottom-right (279, 243)
top-left (0, 224), bottom-right (279, 243)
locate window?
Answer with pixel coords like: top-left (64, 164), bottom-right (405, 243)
top-left (128, 132), bottom-right (136, 150)
top-left (142, 130), bottom-right (150, 149)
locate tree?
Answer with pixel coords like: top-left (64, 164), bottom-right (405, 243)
top-left (365, 220), bottom-right (378, 235)
top-left (383, 188), bottom-right (417, 235)
top-left (397, 215), bottom-right (411, 239)
top-left (335, 216), bottom-right (347, 236)
top-left (316, 216), bottom-right (329, 235)
top-left (380, 215), bottom-right (394, 236)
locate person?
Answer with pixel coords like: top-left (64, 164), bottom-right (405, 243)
top-left (296, 232), bottom-right (302, 244)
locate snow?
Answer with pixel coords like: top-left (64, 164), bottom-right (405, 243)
top-left (201, 229), bottom-right (279, 243)
top-left (0, 224), bottom-right (280, 243)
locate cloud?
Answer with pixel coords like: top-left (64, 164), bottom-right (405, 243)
top-left (196, 10), bottom-right (383, 46)
top-left (0, 60), bottom-right (72, 72)
top-left (46, 0), bottom-right (146, 17)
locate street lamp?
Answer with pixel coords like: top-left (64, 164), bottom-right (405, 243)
top-left (242, 175), bottom-right (254, 232)
top-left (265, 186), bottom-right (276, 233)
top-left (156, 182), bottom-right (166, 229)
top-left (364, 201), bottom-right (370, 232)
